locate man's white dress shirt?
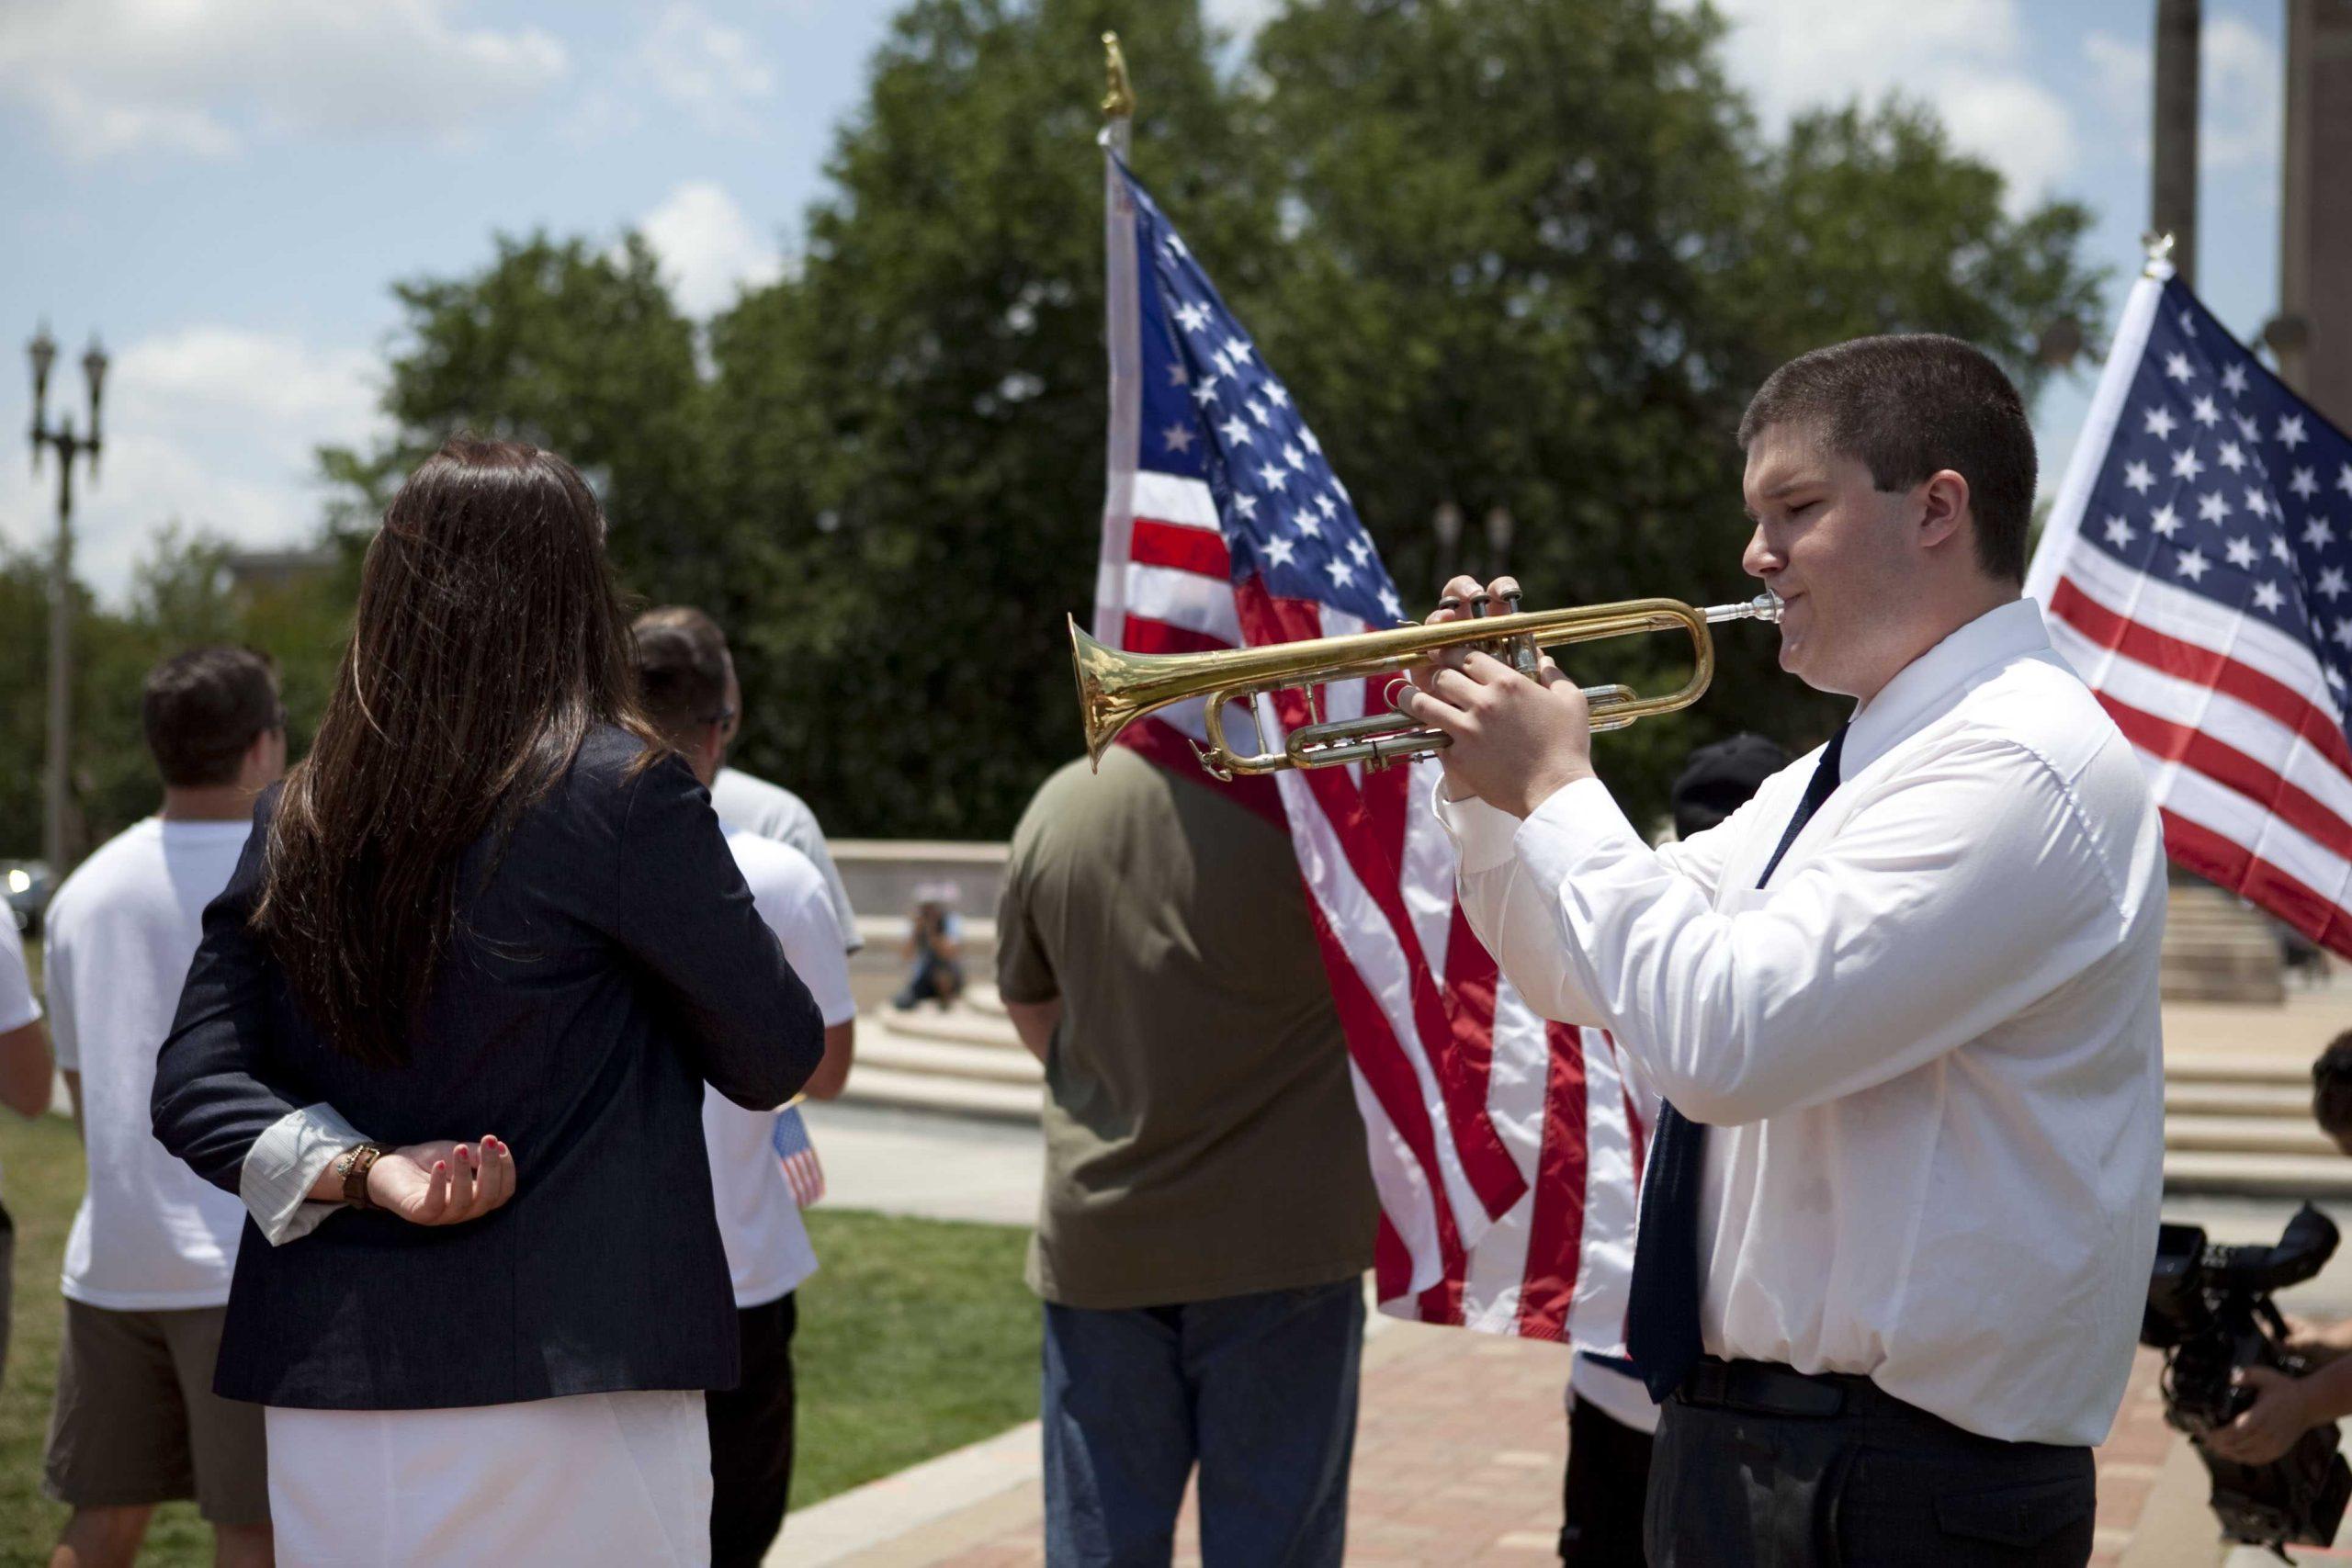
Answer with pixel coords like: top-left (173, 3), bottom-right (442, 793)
top-left (1439, 599), bottom-right (2166, 1446)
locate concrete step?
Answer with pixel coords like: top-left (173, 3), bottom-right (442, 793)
top-left (2165, 1053), bottom-right (2318, 1087)
top-left (834, 1064), bottom-right (1042, 1124)
top-left (2164, 1150), bottom-right (2352, 1198)
top-left (2165, 1114), bottom-right (2338, 1156)
top-left (878, 1005), bottom-right (1024, 1051)
top-left (2165, 1080), bottom-right (2314, 1118)
top-left (2162, 886), bottom-right (2286, 1004)
top-left (859, 1033), bottom-right (1042, 1087)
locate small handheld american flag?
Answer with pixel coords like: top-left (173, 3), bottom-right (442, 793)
top-left (771, 1105), bottom-right (826, 1209)
top-left (1093, 133), bottom-right (1651, 1345)
top-left (2028, 250), bottom-right (2352, 952)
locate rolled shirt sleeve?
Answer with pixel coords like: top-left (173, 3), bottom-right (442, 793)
top-left (242, 1102), bottom-right (372, 1245)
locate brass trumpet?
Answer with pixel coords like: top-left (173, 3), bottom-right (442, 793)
top-left (1071, 592), bottom-right (1781, 779)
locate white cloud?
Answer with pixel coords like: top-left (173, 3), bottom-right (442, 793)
top-left (1203, 0), bottom-right (1284, 34)
top-left (641, 3), bottom-right (774, 132)
top-left (0, 327), bottom-right (382, 599)
top-left (1695, 0), bottom-right (2075, 209)
top-left (634, 181), bottom-right (783, 318)
top-left (2082, 28), bottom-right (2149, 130)
top-left (1931, 74), bottom-right (2079, 207)
top-left (0, 0), bottom-right (568, 160)
top-left (2201, 15), bottom-right (2280, 173)
top-left (2080, 17), bottom-right (2278, 177)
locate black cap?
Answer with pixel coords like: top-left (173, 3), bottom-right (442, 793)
top-left (1671, 733), bottom-right (1791, 840)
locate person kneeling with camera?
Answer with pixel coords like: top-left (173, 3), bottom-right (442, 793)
top-left (2203, 1033), bottom-right (2352, 1467)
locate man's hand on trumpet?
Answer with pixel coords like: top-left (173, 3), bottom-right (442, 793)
top-left (1402, 575), bottom-right (1598, 818)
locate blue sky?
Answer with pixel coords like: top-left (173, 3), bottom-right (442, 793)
top-left (0, 0), bottom-right (2290, 598)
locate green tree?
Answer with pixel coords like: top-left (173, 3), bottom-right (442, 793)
top-left (705, 0), bottom-right (1267, 835)
top-left (0, 527), bottom-right (353, 865)
top-left (322, 234), bottom-right (721, 604)
top-left (1246, 0), bottom-right (2099, 811)
top-left (70, 528), bottom-right (354, 842)
top-left (0, 548), bottom-right (58, 858)
top-left (322, 0), bottom-right (2102, 837)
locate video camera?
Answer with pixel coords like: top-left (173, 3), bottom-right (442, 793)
top-left (2143, 1203), bottom-right (2352, 1556)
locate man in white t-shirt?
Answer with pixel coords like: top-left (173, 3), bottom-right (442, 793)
top-left (632, 613), bottom-right (857, 1567)
top-left (631, 606), bottom-right (861, 958)
top-left (42, 647), bottom-right (285, 1568)
top-left (0, 905), bottom-right (58, 1384)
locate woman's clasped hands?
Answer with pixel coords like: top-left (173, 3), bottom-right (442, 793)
top-left (367, 1136), bottom-right (517, 1226)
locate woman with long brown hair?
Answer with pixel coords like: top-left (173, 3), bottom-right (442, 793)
top-left (153, 437), bottom-right (822, 1565)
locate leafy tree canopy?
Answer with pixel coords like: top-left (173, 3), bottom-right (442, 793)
top-left (135, 0), bottom-right (2099, 849)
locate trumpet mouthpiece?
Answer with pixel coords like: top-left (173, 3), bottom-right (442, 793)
top-left (1702, 592), bottom-right (1782, 626)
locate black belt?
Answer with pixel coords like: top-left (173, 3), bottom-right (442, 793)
top-left (1672, 1357), bottom-right (1882, 1420)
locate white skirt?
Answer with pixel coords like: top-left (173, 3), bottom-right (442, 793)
top-left (265, 1390), bottom-right (710, 1567)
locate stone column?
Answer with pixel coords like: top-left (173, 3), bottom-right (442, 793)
top-left (2154, 0), bottom-right (2201, 287)
top-left (2274, 0), bottom-right (2352, 427)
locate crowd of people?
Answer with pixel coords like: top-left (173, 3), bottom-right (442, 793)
top-left (0, 332), bottom-right (2342, 1567)
top-left (0, 446), bottom-right (870, 1567)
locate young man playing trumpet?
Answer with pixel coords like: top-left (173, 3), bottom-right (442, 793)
top-left (1403, 334), bottom-right (2165, 1564)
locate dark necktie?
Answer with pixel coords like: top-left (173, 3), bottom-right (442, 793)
top-left (1624, 724), bottom-right (1847, 1403)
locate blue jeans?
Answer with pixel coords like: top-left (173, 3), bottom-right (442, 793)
top-left (1041, 1280), bottom-right (1363, 1568)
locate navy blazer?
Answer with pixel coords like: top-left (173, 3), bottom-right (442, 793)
top-left (152, 726), bottom-right (824, 1410)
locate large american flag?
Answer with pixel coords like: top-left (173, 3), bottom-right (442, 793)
top-left (2027, 257), bottom-right (2352, 953)
top-left (1092, 141), bottom-right (1653, 1342)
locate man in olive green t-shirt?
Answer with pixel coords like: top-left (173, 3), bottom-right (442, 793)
top-left (998, 746), bottom-right (1378, 1566)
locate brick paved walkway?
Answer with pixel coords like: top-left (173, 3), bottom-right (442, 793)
top-left (855, 1321), bottom-right (2196, 1568)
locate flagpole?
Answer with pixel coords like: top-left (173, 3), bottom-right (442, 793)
top-left (2023, 235), bottom-right (2176, 607)
top-left (1102, 31), bottom-right (1135, 159)
top-left (1094, 34), bottom-right (1143, 644)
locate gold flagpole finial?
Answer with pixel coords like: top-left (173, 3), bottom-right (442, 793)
top-left (1102, 32), bottom-right (1136, 121)
top-left (2140, 231), bottom-right (2177, 277)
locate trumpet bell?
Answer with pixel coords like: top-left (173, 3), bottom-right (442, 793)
top-left (1071, 619), bottom-right (1159, 768)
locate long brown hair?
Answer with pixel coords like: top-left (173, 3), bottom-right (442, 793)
top-left (256, 437), bottom-right (652, 1067)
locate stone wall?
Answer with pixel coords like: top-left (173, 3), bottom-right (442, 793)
top-left (826, 840), bottom-right (2292, 1009)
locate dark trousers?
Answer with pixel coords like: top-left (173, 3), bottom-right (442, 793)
top-left (1560, 1395), bottom-right (1653, 1564)
top-left (894, 951), bottom-right (964, 1010)
top-left (707, 1292), bottom-right (798, 1568)
top-left (1040, 1280), bottom-right (1363, 1568)
top-left (1645, 1359), bottom-right (2094, 1566)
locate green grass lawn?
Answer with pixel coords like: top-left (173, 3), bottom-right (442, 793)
top-left (0, 1111), bottom-right (1037, 1564)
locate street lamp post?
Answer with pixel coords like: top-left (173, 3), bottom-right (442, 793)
top-left (27, 323), bottom-right (107, 874)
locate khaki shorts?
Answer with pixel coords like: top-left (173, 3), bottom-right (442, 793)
top-left (44, 1301), bottom-right (269, 1525)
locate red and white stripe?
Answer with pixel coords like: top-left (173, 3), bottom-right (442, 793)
top-left (1092, 146), bottom-right (1646, 1342)
top-left (2028, 267), bottom-right (2352, 955)
top-left (780, 1146), bottom-right (825, 1209)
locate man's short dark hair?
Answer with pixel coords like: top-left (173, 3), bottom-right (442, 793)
top-left (1739, 334), bottom-right (2037, 582)
top-left (628, 605), bottom-right (732, 745)
top-left (142, 647), bottom-right (282, 788)
top-left (2314, 1032), bottom-right (2352, 1140)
